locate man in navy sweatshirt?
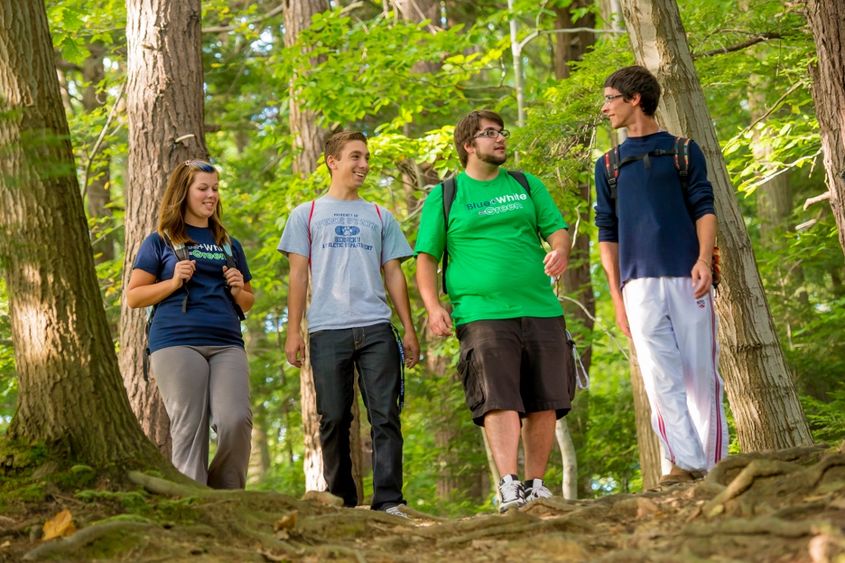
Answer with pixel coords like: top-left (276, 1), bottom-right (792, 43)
top-left (594, 65), bottom-right (728, 484)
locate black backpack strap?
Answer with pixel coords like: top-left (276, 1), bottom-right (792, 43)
top-left (440, 177), bottom-right (457, 295)
top-left (507, 170), bottom-right (531, 195)
top-left (221, 237), bottom-right (247, 321)
top-left (161, 231), bottom-right (189, 313)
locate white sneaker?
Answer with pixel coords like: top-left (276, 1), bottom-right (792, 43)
top-left (523, 478), bottom-right (553, 502)
top-left (383, 505), bottom-right (411, 519)
top-left (497, 474), bottom-right (525, 513)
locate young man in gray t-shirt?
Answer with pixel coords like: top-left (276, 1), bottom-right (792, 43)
top-left (278, 130), bottom-right (419, 515)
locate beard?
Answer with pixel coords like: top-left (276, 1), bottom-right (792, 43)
top-left (476, 148), bottom-right (507, 166)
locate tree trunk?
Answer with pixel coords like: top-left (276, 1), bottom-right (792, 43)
top-left (805, 0), bottom-right (845, 258)
top-left (552, 0), bottom-right (596, 79)
top-left (284, 0), bottom-right (334, 494)
top-left (0, 0), bottom-right (167, 471)
top-left (554, 3), bottom-right (597, 501)
top-left (628, 344), bottom-right (661, 488)
top-left (621, 0), bottom-right (813, 450)
top-left (247, 420), bottom-right (271, 486)
top-left (285, 0), bottom-right (330, 177)
top-left (81, 43), bottom-right (114, 264)
top-left (119, 0), bottom-right (209, 457)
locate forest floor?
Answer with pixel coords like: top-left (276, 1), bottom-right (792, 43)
top-left (2, 443), bottom-right (845, 562)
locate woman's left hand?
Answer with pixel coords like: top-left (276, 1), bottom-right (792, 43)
top-left (223, 266), bottom-right (244, 295)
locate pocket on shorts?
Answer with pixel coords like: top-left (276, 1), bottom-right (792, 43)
top-left (457, 347), bottom-right (485, 411)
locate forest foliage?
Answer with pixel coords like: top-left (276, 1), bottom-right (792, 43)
top-left (1, 0), bottom-right (843, 515)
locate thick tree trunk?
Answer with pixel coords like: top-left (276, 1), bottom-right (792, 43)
top-left (806, 0), bottom-right (845, 259)
top-left (621, 0), bottom-right (813, 450)
top-left (0, 0), bottom-right (167, 470)
top-left (120, 0), bottom-right (209, 456)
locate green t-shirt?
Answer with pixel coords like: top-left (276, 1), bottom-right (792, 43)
top-left (415, 169), bottom-right (568, 326)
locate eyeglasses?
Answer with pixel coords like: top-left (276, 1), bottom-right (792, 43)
top-left (184, 160), bottom-right (216, 173)
top-left (474, 128), bottom-right (510, 139)
top-left (602, 94), bottom-right (625, 104)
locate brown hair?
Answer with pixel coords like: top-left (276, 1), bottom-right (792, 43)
top-left (454, 110), bottom-right (505, 167)
top-left (604, 66), bottom-right (661, 116)
top-left (157, 160), bottom-right (228, 245)
top-left (324, 130), bottom-right (368, 175)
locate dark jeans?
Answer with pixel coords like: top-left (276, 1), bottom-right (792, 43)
top-left (309, 322), bottom-right (404, 510)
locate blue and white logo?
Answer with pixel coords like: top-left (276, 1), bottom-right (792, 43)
top-left (335, 225), bottom-right (361, 236)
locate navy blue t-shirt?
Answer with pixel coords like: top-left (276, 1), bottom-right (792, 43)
top-left (594, 131), bottom-right (715, 287)
top-left (133, 225), bottom-right (252, 353)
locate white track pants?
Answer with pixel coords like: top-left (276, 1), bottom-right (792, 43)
top-left (623, 277), bottom-right (728, 473)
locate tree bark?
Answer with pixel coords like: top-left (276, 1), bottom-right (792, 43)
top-left (81, 43), bottom-right (114, 264)
top-left (0, 0), bottom-right (167, 470)
top-left (284, 0), bottom-right (332, 494)
top-left (119, 0), bottom-right (209, 456)
top-left (621, 0), bottom-right (813, 450)
top-left (628, 344), bottom-right (661, 488)
top-left (285, 0), bottom-right (330, 177)
top-left (805, 0), bottom-right (845, 259)
top-left (554, 3), bottom-right (597, 501)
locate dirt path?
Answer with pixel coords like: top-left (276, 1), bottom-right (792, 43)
top-left (2, 444), bottom-right (845, 562)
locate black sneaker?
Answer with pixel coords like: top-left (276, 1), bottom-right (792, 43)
top-left (497, 474), bottom-right (525, 513)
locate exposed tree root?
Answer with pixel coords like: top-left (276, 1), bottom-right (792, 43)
top-left (702, 459), bottom-right (802, 517)
top-left (684, 516), bottom-right (829, 538)
top-left (22, 520), bottom-right (154, 560)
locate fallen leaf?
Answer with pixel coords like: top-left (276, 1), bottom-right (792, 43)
top-left (42, 509), bottom-right (75, 541)
top-left (274, 511), bottom-right (297, 531)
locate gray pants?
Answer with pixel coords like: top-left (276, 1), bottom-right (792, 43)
top-left (151, 345), bottom-right (252, 489)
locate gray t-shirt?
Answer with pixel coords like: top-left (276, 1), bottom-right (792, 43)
top-left (278, 196), bottom-right (413, 332)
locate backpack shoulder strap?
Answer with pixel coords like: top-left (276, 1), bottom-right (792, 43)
top-left (442, 176), bottom-right (457, 221)
top-left (674, 136), bottom-right (690, 190)
top-left (306, 200), bottom-right (316, 266)
top-left (440, 177), bottom-right (457, 295)
top-left (603, 147), bottom-right (620, 204)
top-left (507, 170), bottom-right (531, 195)
top-left (221, 237), bottom-right (238, 270)
top-left (161, 231), bottom-right (189, 262)
top-left (220, 235), bottom-right (246, 321)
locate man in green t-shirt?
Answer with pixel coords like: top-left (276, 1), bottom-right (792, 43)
top-left (416, 109), bottom-right (576, 512)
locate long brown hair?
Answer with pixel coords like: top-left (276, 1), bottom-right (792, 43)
top-left (157, 160), bottom-right (229, 245)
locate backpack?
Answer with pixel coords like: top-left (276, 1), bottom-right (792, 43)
top-left (602, 136), bottom-right (721, 289)
top-left (143, 232), bottom-right (245, 381)
top-left (440, 170), bottom-right (531, 294)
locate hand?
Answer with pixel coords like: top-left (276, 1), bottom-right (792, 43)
top-left (403, 331), bottom-right (420, 368)
top-left (691, 259), bottom-right (712, 299)
top-left (223, 265), bottom-right (245, 295)
top-left (615, 304), bottom-right (631, 338)
top-left (426, 305), bottom-right (453, 337)
top-left (543, 249), bottom-right (569, 277)
top-left (171, 260), bottom-right (196, 289)
top-left (285, 330), bottom-right (306, 368)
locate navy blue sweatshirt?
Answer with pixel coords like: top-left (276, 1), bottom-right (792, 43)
top-left (594, 131), bottom-right (715, 287)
